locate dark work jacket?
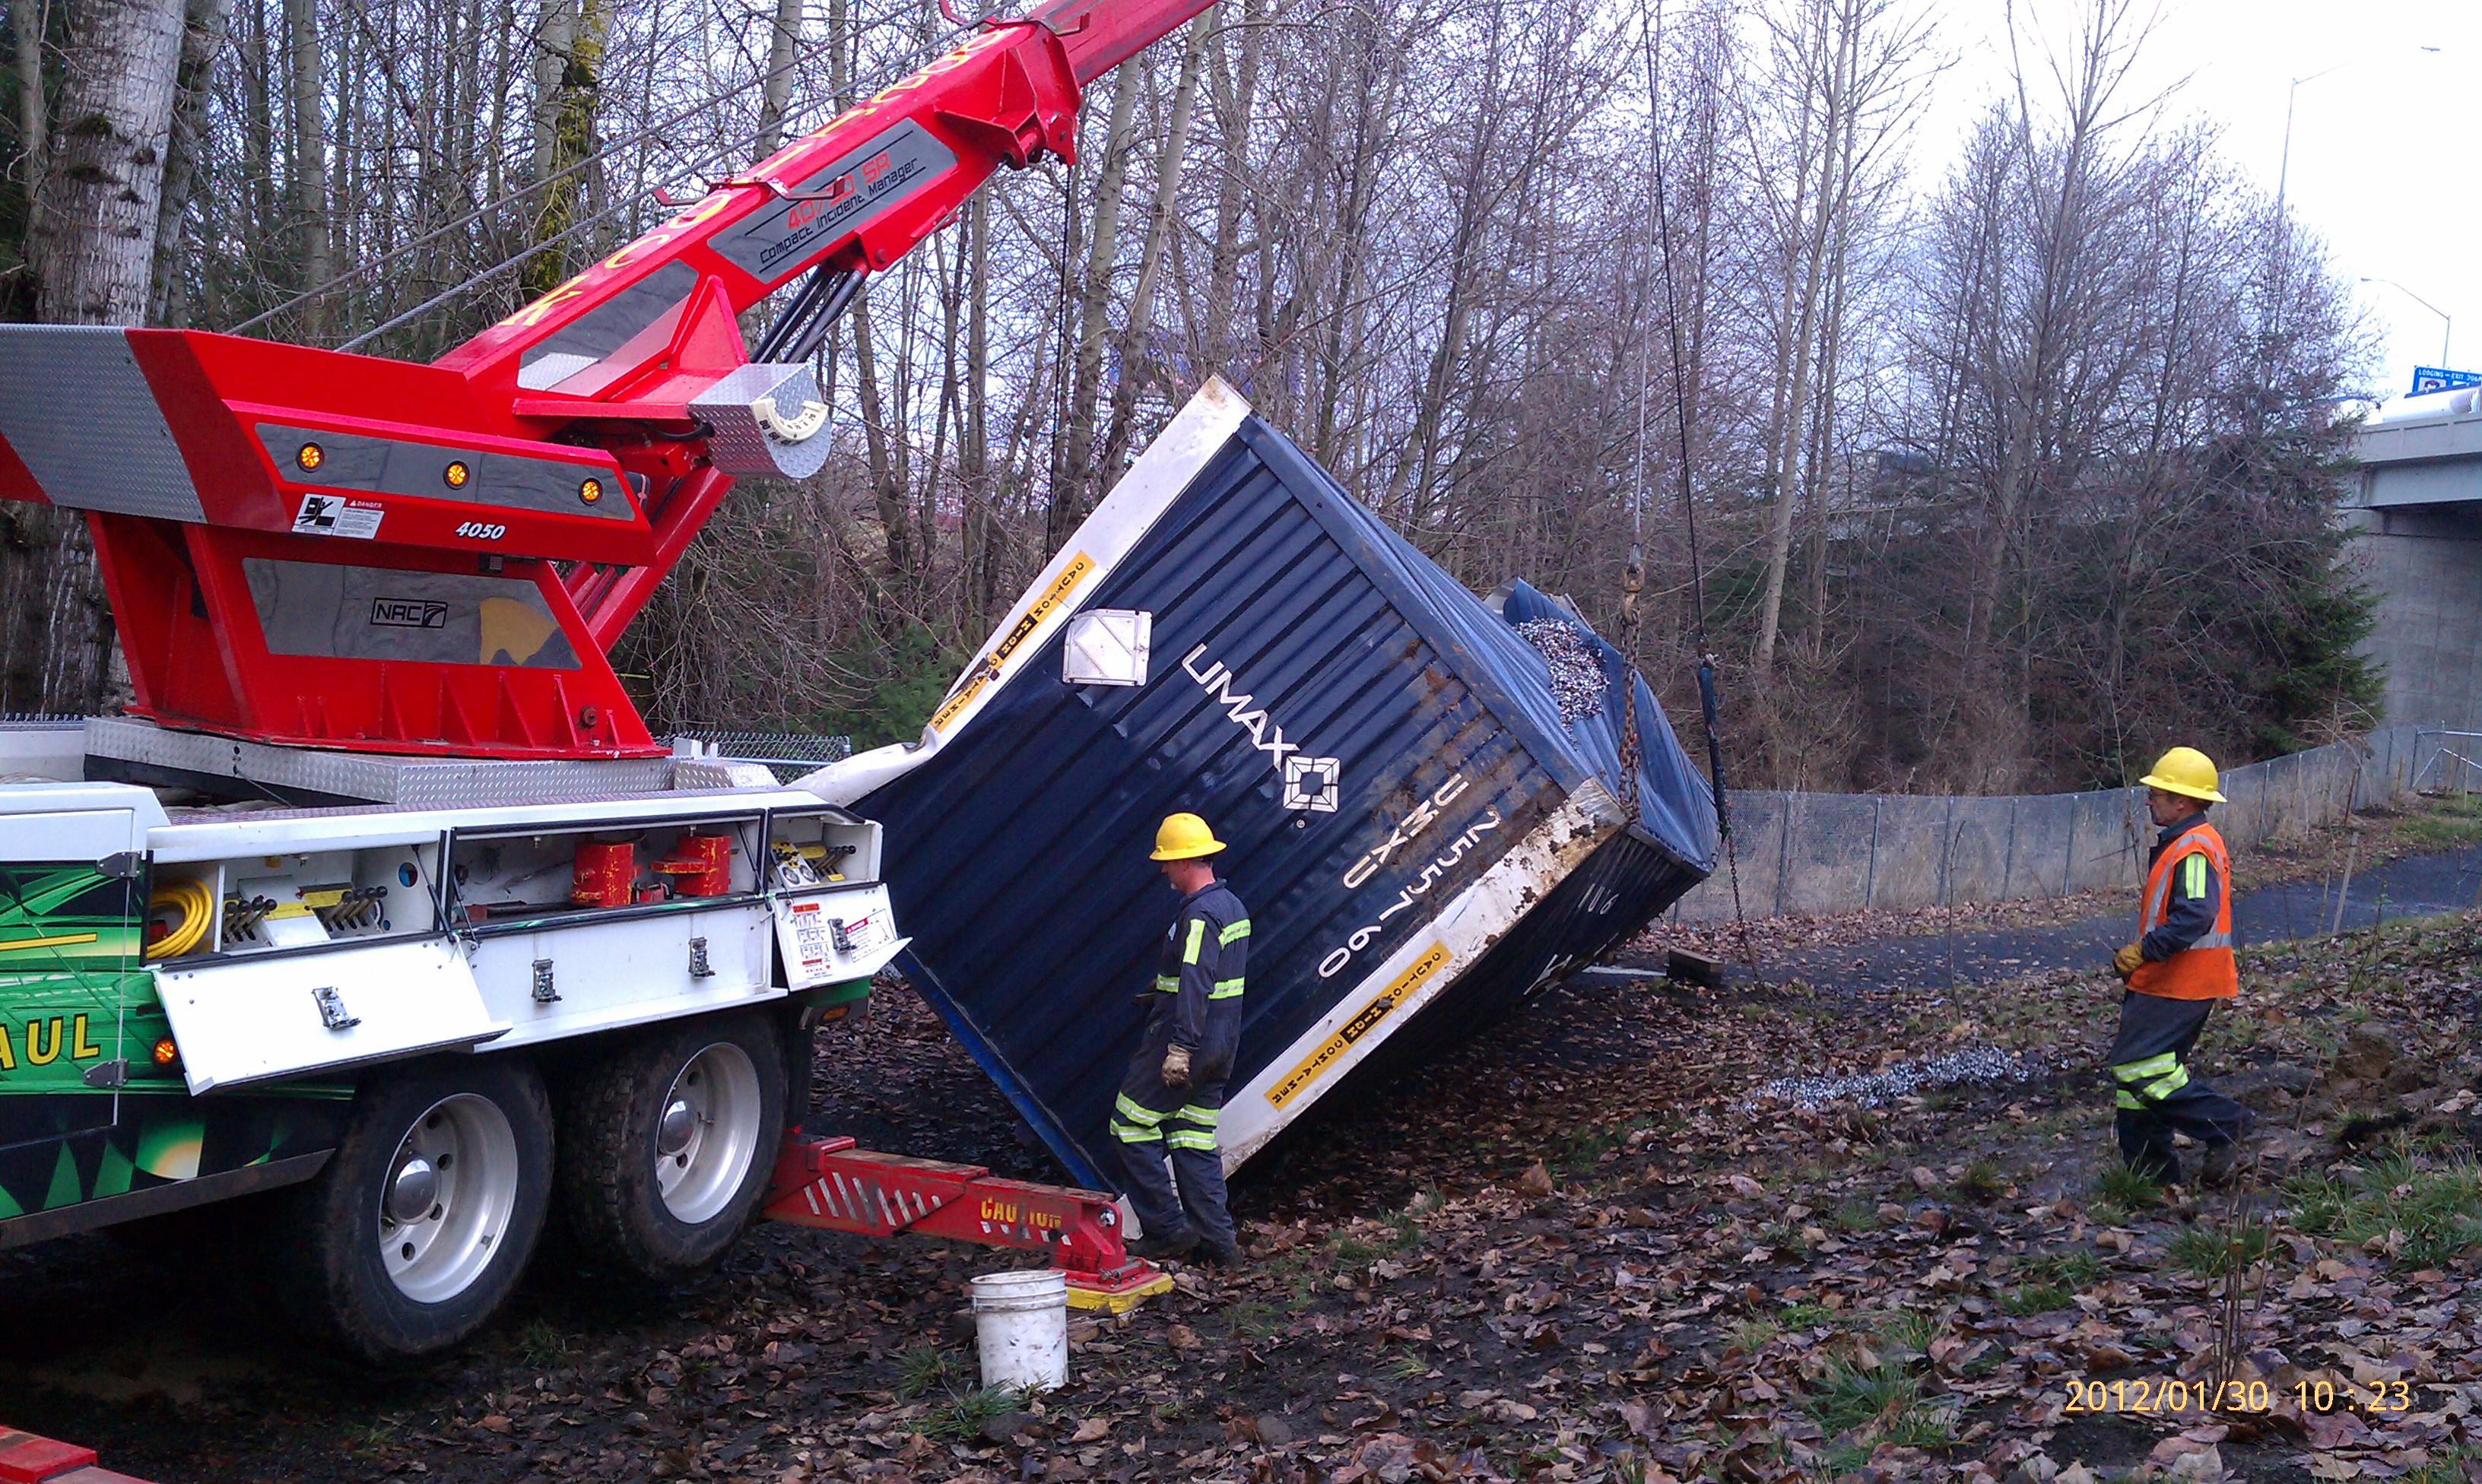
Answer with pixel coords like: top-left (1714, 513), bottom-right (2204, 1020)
top-left (2140, 813), bottom-right (2220, 962)
top-left (1144, 880), bottom-right (1249, 1078)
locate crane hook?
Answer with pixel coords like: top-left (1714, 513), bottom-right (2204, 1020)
top-left (753, 396), bottom-right (832, 443)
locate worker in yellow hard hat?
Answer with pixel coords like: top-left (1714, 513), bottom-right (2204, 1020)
top-left (2104, 747), bottom-right (2253, 1186)
top-left (1110, 812), bottom-right (1249, 1264)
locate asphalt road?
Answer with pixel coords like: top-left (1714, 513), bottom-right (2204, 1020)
top-left (1745, 843), bottom-right (2482, 996)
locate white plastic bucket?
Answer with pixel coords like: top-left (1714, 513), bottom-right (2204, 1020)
top-left (971, 1268), bottom-right (1069, 1391)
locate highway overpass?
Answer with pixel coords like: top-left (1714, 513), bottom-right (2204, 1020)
top-left (2350, 390), bottom-right (2482, 734)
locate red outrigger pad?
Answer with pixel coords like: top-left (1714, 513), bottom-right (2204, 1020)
top-left (0, 1426), bottom-right (153, 1484)
top-left (762, 1134), bottom-right (1170, 1311)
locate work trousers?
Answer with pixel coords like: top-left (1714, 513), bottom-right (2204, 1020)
top-left (2106, 990), bottom-right (2252, 1184)
top-left (1110, 1030), bottom-right (1235, 1250)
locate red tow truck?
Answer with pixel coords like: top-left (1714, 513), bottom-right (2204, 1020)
top-left (0, 2), bottom-right (1212, 1455)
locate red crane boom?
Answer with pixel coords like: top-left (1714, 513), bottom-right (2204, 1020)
top-left (0, 0), bottom-right (1214, 759)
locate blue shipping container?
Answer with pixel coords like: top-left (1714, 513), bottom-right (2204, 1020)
top-left (805, 380), bottom-right (1716, 1192)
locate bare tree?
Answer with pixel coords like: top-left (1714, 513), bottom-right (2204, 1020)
top-left (1047, 52), bottom-right (1143, 545)
top-left (283, 0), bottom-right (324, 327)
top-left (0, 0), bottom-right (2381, 777)
top-left (1744, 0), bottom-right (1934, 677)
top-left (10, 0), bottom-right (43, 208)
top-left (1099, 8), bottom-right (1211, 479)
top-left (752, 0), bottom-right (805, 156)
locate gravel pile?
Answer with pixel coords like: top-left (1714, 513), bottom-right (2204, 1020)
top-left (1514, 617), bottom-right (1605, 722)
top-left (1747, 1044), bottom-right (2052, 1111)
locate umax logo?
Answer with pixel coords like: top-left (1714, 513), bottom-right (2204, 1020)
top-left (1182, 644), bottom-right (1341, 810)
top-left (1182, 644), bottom-right (1301, 771)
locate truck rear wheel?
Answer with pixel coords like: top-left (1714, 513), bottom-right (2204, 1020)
top-left (556, 1009), bottom-right (786, 1283)
top-left (281, 1058), bottom-right (553, 1360)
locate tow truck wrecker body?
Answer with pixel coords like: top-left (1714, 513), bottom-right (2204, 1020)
top-left (0, 0), bottom-right (1214, 1368)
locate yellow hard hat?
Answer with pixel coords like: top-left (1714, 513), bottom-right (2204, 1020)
top-left (1151, 812), bottom-right (1227, 861)
top-left (2140, 746), bottom-right (2226, 804)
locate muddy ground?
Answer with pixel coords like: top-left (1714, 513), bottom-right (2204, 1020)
top-left (5, 848), bottom-right (2481, 1482)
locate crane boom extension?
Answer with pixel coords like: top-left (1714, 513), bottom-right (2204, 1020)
top-left (0, 0), bottom-right (1213, 759)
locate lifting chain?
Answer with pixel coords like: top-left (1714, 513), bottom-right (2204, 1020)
top-left (1615, 538), bottom-right (1646, 827)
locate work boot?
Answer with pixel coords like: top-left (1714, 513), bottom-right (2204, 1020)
top-left (2200, 1140), bottom-right (2246, 1188)
top-left (1128, 1233), bottom-right (1196, 1261)
top-left (1192, 1238), bottom-right (1244, 1267)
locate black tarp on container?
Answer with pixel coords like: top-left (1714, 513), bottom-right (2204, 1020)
top-left (806, 379), bottom-right (1716, 1191)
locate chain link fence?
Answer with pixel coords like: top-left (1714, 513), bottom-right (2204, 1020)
top-left (671, 729), bottom-right (854, 783)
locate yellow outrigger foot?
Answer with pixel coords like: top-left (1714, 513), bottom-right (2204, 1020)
top-left (1067, 1265), bottom-right (1176, 1313)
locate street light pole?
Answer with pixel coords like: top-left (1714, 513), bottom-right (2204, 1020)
top-left (2277, 49), bottom-right (2442, 219)
top-left (2361, 277), bottom-right (2452, 369)
top-left (2275, 63), bottom-right (2349, 219)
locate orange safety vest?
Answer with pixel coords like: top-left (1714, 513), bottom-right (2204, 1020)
top-left (2127, 821), bottom-right (2236, 1000)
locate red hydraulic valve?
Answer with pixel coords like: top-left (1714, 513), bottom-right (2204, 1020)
top-left (762, 1134), bottom-right (1171, 1311)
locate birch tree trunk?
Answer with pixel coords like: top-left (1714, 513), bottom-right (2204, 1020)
top-left (1749, 0), bottom-right (1829, 674)
top-left (532, 0), bottom-right (574, 174)
top-left (8, 0), bottom-right (186, 713)
top-left (1202, 0), bottom-right (1262, 365)
top-left (1047, 54), bottom-right (1143, 546)
top-left (151, 0), bottom-right (235, 325)
top-left (1099, 8), bottom-right (1211, 479)
top-left (284, 0), bottom-right (327, 331)
top-left (27, 0), bottom-right (183, 323)
top-left (752, 0), bottom-right (805, 157)
top-left (11, 0), bottom-right (42, 209)
top-left (526, 0), bottom-right (607, 296)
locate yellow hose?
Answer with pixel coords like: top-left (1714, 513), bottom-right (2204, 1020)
top-left (145, 877), bottom-right (215, 961)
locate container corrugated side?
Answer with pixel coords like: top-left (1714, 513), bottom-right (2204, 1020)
top-left (826, 382), bottom-right (1716, 1189)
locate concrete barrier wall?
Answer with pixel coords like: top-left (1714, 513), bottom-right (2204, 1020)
top-left (1670, 725), bottom-right (2435, 924)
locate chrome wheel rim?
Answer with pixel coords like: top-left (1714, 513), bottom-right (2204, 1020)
top-left (655, 1042), bottom-right (763, 1224)
top-left (379, 1093), bottom-right (520, 1304)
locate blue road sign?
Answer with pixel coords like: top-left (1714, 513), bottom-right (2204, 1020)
top-left (2411, 366), bottom-right (2482, 395)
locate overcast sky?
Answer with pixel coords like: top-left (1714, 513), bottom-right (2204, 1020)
top-left (1904, 0), bottom-right (2473, 406)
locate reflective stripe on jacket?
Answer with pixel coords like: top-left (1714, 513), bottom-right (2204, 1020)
top-left (2127, 820), bottom-right (2236, 1000)
top-left (1147, 880), bottom-right (1249, 1067)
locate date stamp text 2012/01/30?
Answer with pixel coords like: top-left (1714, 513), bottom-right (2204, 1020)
top-left (2065, 1378), bottom-right (2414, 1415)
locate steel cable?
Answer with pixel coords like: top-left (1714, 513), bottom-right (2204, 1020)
top-left (240, 19), bottom-right (966, 350)
top-left (1642, 0), bottom-right (1758, 985)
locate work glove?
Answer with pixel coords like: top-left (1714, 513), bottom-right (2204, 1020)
top-left (1161, 1042), bottom-right (1193, 1089)
top-left (2112, 941), bottom-right (2145, 978)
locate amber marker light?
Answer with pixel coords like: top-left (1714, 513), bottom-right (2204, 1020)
top-left (579, 477), bottom-right (603, 505)
top-left (443, 460), bottom-right (471, 489)
top-left (296, 442), bottom-right (325, 473)
top-left (151, 1036), bottom-right (178, 1065)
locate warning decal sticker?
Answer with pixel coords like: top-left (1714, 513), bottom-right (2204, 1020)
top-left (1265, 942), bottom-right (1450, 1108)
top-left (789, 899), bottom-right (832, 980)
top-left (291, 492), bottom-right (383, 540)
top-left (929, 552), bottom-right (1094, 731)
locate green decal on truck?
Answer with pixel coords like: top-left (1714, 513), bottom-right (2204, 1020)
top-left (0, 862), bottom-right (347, 1222)
top-left (0, 864), bottom-right (141, 1093)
